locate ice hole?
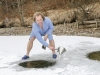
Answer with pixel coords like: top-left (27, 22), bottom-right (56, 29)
top-left (19, 60), bottom-right (56, 68)
top-left (87, 51), bottom-right (100, 61)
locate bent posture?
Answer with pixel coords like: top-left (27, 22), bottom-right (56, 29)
top-left (22, 12), bottom-right (57, 60)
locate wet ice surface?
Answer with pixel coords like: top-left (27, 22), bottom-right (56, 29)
top-left (0, 36), bottom-right (100, 75)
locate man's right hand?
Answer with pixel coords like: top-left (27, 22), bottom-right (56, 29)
top-left (42, 45), bottom-right (46, 50)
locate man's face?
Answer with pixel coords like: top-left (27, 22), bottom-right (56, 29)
top-left (35, 15), bottom-right (43, 25)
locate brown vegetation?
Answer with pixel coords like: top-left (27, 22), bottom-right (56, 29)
top-left (1, 2), bottom-right (100, 28)
top-left (0, 0), bottom-right (99, 19)
top-left (0, 0), bottom-right (100, 37)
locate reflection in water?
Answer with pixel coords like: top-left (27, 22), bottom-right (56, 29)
top-left (88, 51), bottom-right (100, 61)
top-left (19, 60), bottom-right (56, 68)
top-left (27, 62), bottom-right (32, 68)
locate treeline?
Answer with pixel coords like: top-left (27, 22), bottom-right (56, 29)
top-left (0, 0), bottom-right (100, 17)
top-left (0, 0), bottom-right (100, 27)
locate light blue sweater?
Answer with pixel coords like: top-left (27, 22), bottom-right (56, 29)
top-left (30, 17), bottom-right (54, 47)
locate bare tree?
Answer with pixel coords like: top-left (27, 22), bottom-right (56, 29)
top-left (17, 0), bottom-right (24, 26)
top-left (5, 0), bottom-right (8, 12)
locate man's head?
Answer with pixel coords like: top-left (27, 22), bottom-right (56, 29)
top-left (33, 12), bottom-right (45, 25)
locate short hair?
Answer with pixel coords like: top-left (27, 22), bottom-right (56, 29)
top-left (33, 12), bottom-right (45, 22)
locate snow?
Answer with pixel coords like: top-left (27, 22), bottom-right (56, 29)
top-left (0, 35), bottom-right (100, 75)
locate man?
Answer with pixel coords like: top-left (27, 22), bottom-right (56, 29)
top-left (22, 12), bottom-right (57, 60)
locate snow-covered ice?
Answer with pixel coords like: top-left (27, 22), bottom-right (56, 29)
top-left (0, 35), bottom-right (100, 75)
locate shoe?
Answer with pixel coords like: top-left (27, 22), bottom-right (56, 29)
top-left (52, 54), bottom-right (57, 59)
top-left (22, 55), bottom-right (29, 60)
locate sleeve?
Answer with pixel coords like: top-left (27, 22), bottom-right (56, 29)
top-left (46, 18), bottom-right (54, 35)
top-left (33, 30), bottom-right (49, 47)
top-left (32, 23), bottom-right (49, 47)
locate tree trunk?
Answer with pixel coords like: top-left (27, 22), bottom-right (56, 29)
top-left (5, 0), bottom-right (8, 13)
top-left (17, 0), bottom-right (24, 26)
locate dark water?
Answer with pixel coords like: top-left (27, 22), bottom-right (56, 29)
top-left (87, 51), bottom-right (100, 61)
top-left (19, 60), bottom-right (56, 68)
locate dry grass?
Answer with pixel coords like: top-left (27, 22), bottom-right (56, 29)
top-left (0, 0), bottom-right (99, 20)
top-left (0, 0), bottom-right (100, 27)
top-left (47, 9), bottom-right (75, 25)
